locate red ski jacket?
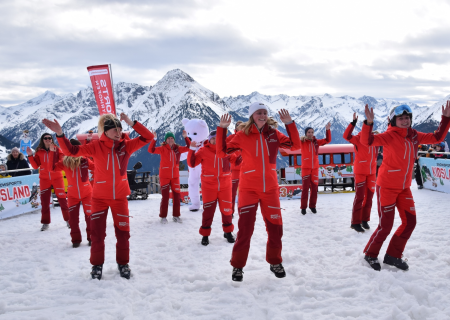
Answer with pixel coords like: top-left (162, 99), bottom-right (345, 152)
top-left (361, 115), bottom-right (450, 189)
top-left (299, 130), bottom-right (331, 169)
top-left (343, 123), bottom-right (378, 175)
top-left (148, 138), bottom-right (190, 179)
top-left (187, 140), bottom-right (231, 191)
top-left (216, 122), bottom-right (301, 192)
top-left (56, 121), bottom-right (154, 200)
top-left (55, 158), bottom-right (95, 200)
top-left (28, 148), bottom-right (64, 180)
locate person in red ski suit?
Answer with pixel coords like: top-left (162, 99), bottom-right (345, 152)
top-left (343, 112), bottom-right (379, 233)
top-left (54, 139), bottom-right (95, 247)
top-left (148, 130), bottom-right (190, 223)
top-left (299, 123), bottom-right (331, 214)
top-left (188, 130), bottom-right (235, 246)
top-left (228, 121), bottom-right (244, 217)
top-left (43, 113), bottom-right (154, 280)
top-left (217, 102), bottom-right (301, 282)
top-left (26, 133), bottom-right (70, 231)
top-left (362, 102), bottom-right (450, 271)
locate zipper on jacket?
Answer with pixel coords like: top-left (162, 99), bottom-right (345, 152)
top-left (46, 151), bottom-right (51, 180)
top-left (172, 150), bottom-right (175, 179)
top-left (259, 133), bottom-right (266, 192)
top-left (265, 139), bottom-right (270, 156)
top-left (310, 142), bottom-right (314, 168)
top-left (369, 147), bottom-right (373, 175)
top-left (111, 144), bottom-right (115, 200)
top-left (217, 156), bottom-right (220, 192)
top-left (256, 141), bottom-right (258, 157)
top-left (76, 167), bottom-right (81, 199)
top-left (107, 154), bottom-right (110, 170)
top-left (116, 153), bottom-right (121, 169)
top-left (403, 139), bottom-right (412, 189)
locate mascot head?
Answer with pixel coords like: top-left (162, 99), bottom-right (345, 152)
top-left (181, 118), bottom-right (209, 144)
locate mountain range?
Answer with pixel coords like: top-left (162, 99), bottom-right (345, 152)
top-left (1, 69), bottom-right (448, 172)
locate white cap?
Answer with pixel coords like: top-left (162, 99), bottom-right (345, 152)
top-left (248, 102), bottom-right (269, 117)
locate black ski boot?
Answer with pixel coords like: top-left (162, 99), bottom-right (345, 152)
top-left (91, 265), bottom-right (103, 280)
top-left (301, 209), bottom-right (307, 215)
top-left (362, 221), bottom-right (370, 230)
top-left (270, 263), bottom-right (286, 278)
top-left (224, 232), bottom-right (235, 243)
top-left (232, 267), bottom-right (244, 282)
top-left (118, 264), bottom-right (131, 279)
top-left (201, 236), bottom-right (209, 246)
top-left (383, 254), bottom-right (409, 271)
top-left (41, 224), bottom-right (49, 231)
top-left (309, 207), bottom-right (317, 214)
top-left (351, 224), bottom-right (365, 233)
top-left (72, 242), bottom-right (80, 248)
top-left (364, 255), bottom-right (381, 271)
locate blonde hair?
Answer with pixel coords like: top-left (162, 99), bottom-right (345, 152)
top-left (98, 113), bottom-right (119, 136)
top-left (63, 156), bottom-right (82, 171)
top-left (241, 117), bottom-right (278, 135)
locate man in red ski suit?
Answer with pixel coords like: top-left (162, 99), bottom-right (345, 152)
top-left (188, 131), bottom-right (235, 245)
top-left (299, 124), bottom-right (331, 214)
top-left (343, 113), bottom-right (379, 232)
top-left (54, 140), bottom-right (95, 247)
top-left (217, 103), bottom-right (301, 282)
top-left (27, 133), bottom-right (70, 230)
top-left (148, 130), bottom-right (190, 223)
top-left (44, 113), bottom-right (154, 280)
top-left (361, 102), bottom-right (450, 271)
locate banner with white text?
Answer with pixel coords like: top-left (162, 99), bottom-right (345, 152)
top-left (418, 157), bottom-right (450, 194)
top-left (0, 174), bottom-right (41, 219)
top-left (87, 64), bottom-right (116, 115)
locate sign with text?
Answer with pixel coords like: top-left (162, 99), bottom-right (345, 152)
top-left (87, 64), bottom-right (116, 115)
top-left (418, 157), bottom-right (450, 194)
top-left (0, 174), bottom-right (41, 219)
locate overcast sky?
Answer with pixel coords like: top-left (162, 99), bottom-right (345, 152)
top-left (1, 0), bottom-right (450, 107)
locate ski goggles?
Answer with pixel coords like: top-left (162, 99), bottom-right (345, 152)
top-left (208, 130), bottom-right (217, 140)
top-left (390, 104), bottom-right (412, 120)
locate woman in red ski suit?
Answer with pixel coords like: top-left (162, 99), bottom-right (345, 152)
top-left (27, 133), bottom-right (70, 231)
top-left (299, 123), bottom-right (331, 214)
top-left (148, 130), bottom-right (190, 223)
top-left (43, 113), bottom-right (154, 280)
top-left (54, 139), bottom-right (95, 247)
top-left (362, 102), bottom-right (450, 271)
top-left (217, 102), bottom-right (301, 282)
top-left (188, 131), bottom-right (235, 246)
top-left (343, 112), bottom-right (379, 232)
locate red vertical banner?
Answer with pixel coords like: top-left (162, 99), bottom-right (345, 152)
top-left (87, 64), bottom-right (116, 115)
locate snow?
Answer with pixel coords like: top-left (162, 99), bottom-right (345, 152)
top-left (1, 183), bottom-right (450, 319)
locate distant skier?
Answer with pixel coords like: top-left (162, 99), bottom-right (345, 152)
top-left (299, 123), bottom-right (332, 215)
top-left (361, 101), bottom-right (450, 271)
top-left (43, 113), bottom-right (154, 280)
top-left (27, 134), bottom-right (70, 231)
top-left (148, 130), bottom-right (190, 224)
top-left (343, 112), bottom-right (379, 232)
top-left (216, 102), bottom-right (301, 282)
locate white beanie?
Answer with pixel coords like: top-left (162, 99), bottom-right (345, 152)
top-left (248, 102), bottom-right (269, 117)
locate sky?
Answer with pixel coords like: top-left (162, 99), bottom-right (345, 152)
top-left (1, 0), bottom-right (450, 107)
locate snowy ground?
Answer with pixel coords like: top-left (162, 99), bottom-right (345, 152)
top-left (1, 182), bottom-right (450, 320)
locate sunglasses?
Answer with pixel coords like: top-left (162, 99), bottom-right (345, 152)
top-left (43, 137), bottom-right (53, 141)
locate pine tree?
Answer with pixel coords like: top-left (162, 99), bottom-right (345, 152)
top-left (0, 203), bottom-right (4, 211)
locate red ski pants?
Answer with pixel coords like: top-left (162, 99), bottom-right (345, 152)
top-left (231, 188), bottom-right (283, 269)
top-left (90, 198), bottom-right (131, 266)
top-left (351, 174), bottom-right (376, 224)
top-left (200, 187), bottom-right (234, 236)
top-left (231, 178), bottom-right (240, 215)
top-left (68, 195), bottom-right (92, 244)
top-left (364, 185), bottom-right (416, 259)
top-left (39, 177), bottom-right (69, 224)
top-left (301, 168), bottom-right (319, 209)
top-left (160, 177), bottom-right (181, 218)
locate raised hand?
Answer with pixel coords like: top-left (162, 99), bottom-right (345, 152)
top-left (325, 122), bottom-right (331, 130)
top-left (42, 119), bottom-right (63, 135)
top-left (49, 143), bottom-right (56, 152)
top-left (353, 112), bottom-right (358, 121)
top-left (150, 130), bottom-right (157, 139)
top-left (26, 146), bottom-right (33, 156)
top-left (120, 113), bottom-right (134, 126)
top-left (364, 104), bottom-right (374, 124)
top-left (278, 109), bottom-right (293, 124)
top-left (191, 141), bottom-right (198, 148)
top-left (182, 130), bottom-right (187, 138)
top-left (443, 100), bottom-right (450, 117)
top-left (219, 114), bottom-right (231, 128)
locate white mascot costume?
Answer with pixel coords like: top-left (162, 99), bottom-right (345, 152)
top-left (180, 118), bottom-right (209, 211)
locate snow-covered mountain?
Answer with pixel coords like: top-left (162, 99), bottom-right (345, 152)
top-left (0, 69), bottom-right (448, 172)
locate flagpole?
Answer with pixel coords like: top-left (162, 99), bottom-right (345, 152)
top-left (109, 64), bottom-right (117, 116)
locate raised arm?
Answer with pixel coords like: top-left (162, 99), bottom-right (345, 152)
top-left (278, 109), bottom-right (301, 150)
top-left (147, 131), bottom-right (163, 155)
top-left (122, 114), bottom-right (154, 154)
top-left (360, 105), bottom-right (390, 147)
top-left (217, 114), bottom-right (241, 157)
top-left (87, 158), bottom-right (95, 171)
top-left (27, 147), bottom-right (41, 169)
top-left (417, 101), bottom-right (450, 145)
top-left (343, 113), bottom-right (359, 143)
